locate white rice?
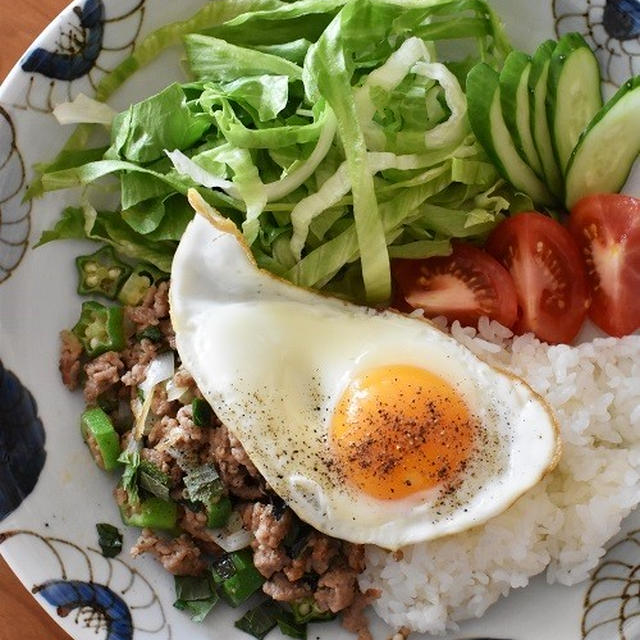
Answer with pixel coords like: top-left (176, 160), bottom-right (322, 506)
top-left (359, 318), bottom-right (640, 634)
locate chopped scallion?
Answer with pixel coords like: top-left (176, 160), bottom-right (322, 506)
top-left (184, 463), bottom-right (224, 503)
top-left (139, 459), bottom-right (171, 501)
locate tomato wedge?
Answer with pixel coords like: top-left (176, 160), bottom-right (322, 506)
top-left (569, 194), bottom-right (640, 337)
top-left (486, 212), bottom-right (589, 344)
top-left (391, 242), bottom-right (518, 328)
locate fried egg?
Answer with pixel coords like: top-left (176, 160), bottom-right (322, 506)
top-left (169, 191), bottom-right (560, 550)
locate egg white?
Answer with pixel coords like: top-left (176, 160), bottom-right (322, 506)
top-left (169, 191), bottom-right (560, 550)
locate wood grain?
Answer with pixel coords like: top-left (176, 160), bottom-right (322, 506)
top-left (0, 0), bottom-right (68, 81)
top-left (1, 6), bottom-right (73, 640)
top-left (0, 557), bottom-right (71, 640)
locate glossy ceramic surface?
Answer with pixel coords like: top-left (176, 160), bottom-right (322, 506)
top-left (1, 1), bottom-right (640, 639)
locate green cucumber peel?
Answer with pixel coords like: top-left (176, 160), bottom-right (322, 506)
top-left (499, 51), bottom-right (544, 177)
top-left (546, 32), bottom-right (603, 174)
top-left (528, 39), bottom-right (564, 198)
top-left (565, 74), bottom-right (640, 208)
top-left (467, 63), bottom-right (555, 206)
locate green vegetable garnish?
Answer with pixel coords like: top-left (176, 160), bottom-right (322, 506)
top-left (80, 407), bottom-right (121, 471)
top-left (96, 523), bottom-right (123, 558)
top-left (234, 602), bottom-right (278, 639)
top-left (120, 496), bottom-right (178, 530)
top-left (206, 495), bottom-right (233, 529)
top-left (212, 550), bottom-right (265, 606)
top-left (35, 0), bottom-right (514, 306)
top-left (184, 463), bottom-right (224, 504)
top-left (118, 273), bottom-right (153, 306)
top-left (118, 438), bottom-right (142, 505)
top-left (235, 601), bottom-right (309, 639)
top-left (173, 575), bottom-right (220, 623)
top-left (291, 597), bottom-right (335, 624)
top-left (275, 609), bottom-right (307, 640)
top-left (75, 246), bottom-right (132, 299)
top-left (72, 301), bottom-right (125, 358)
top-left (136, 326), bottom-right (164, 342)
top-left (138, 460), bottom-right (171, 502)
top-left (191, 397), bottom-right (213, 427)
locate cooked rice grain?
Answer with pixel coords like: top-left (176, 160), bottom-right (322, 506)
top-left (360, 319), bottom-right (640, 633)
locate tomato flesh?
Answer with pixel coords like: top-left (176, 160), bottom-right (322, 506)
top-left (486, 212), bottom-right (589, 344)
top-left (391, 242), bottom-right (518, 328)
top-left (569, 194), bottom-right (640, 337)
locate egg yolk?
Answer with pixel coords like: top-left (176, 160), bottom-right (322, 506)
top-left (330, 365), bottom-right (475, 500)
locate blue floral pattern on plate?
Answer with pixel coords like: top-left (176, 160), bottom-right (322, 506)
top-left (554, 0), bottom-right (640, 86)
top-left (17, 0), bottom-right (145, 112)
top-left (36, 580), bottom-right (133, 640)
top-left (0, 530), bottom-right (171, 639)
top-left (21, 0), bottom-right (105, 82)
top-left (0, 360), bottom-right (45, 522)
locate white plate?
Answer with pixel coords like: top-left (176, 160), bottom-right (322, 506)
top-left (2, 1), bottom-right (640, 639)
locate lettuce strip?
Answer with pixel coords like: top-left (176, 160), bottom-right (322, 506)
top-left (95, 0), bottom-right (286, 101)
top-left (304, 2), bottom-right (393, 302)
top-left (289, 152), bottom-right (455, 259)
top-left (185, 34), bottom-right (303, 82)
top-left (287, 166), bottom-right (455, 289)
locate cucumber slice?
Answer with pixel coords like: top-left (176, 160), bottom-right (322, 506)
top-left (500, 51), bottom-right (544, 177)
top-left (529, 40), bottom-right (564, 199)
top-left (547, 33), bottom-right (603, 173)
top-left (565, 75), bottom-right (640, 209)
top-left (467, 63), bottom-right (555, 206)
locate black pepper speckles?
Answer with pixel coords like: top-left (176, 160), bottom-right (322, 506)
top-left (203, 358), bottom-right (514, 535)
top-left (427, 413), bottom-right (507, 517)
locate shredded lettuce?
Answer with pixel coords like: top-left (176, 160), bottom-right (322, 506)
top-left (263, 106), bottom-right (337, 201)
top-left (303, 1), bottom-right (392, 302)
top-left (185, 34), bottom-right (303, 82)
top-left (165, 149), bottom-right (238, 194)
top-left (36, 0), bottom-right (515, 304)
top-left (95, 0), bottom-right (289, 101)
top-left (53, 93), bottom-right (117, 126)
top-left (36, 204), bottom-right (177, 272)
top-left (200, 75), bottom-right (290, 122)
top-left (106, 84), bottom-right (212, 164)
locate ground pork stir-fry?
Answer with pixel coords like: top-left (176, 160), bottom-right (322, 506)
top-left (60, 282), bottom-right (376, 639)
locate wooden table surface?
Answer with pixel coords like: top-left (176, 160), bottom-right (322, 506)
top-left (1, 3), bottom-right (74, 639)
